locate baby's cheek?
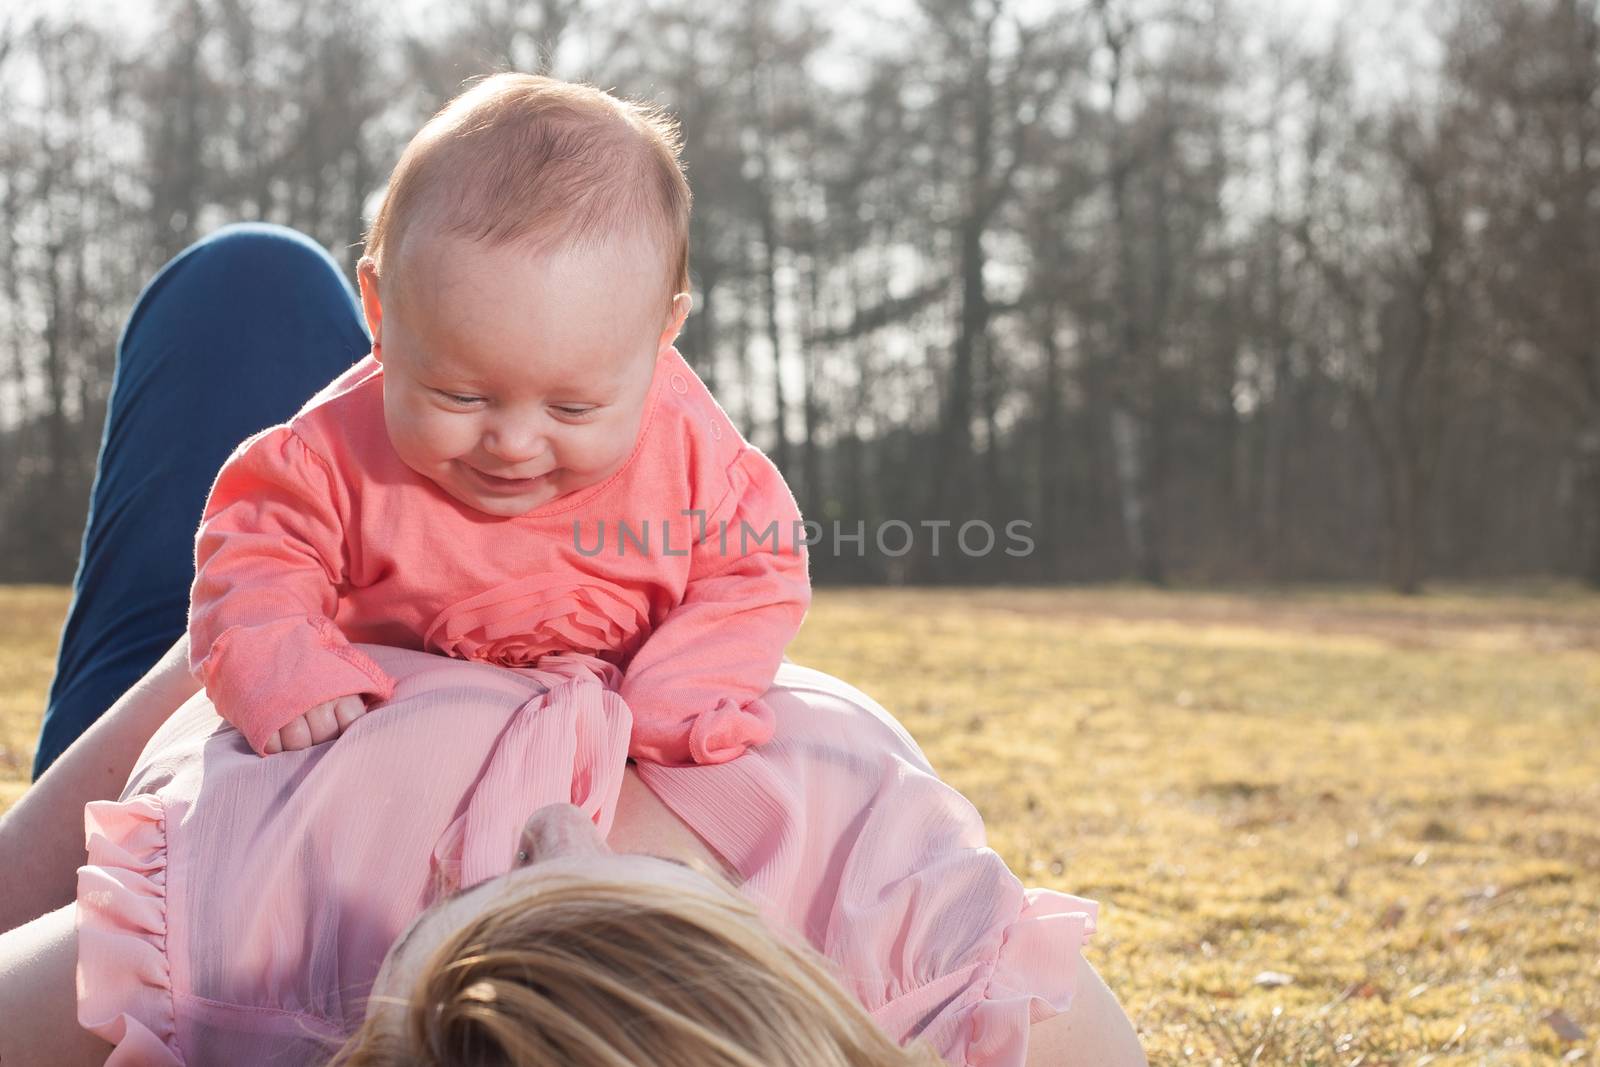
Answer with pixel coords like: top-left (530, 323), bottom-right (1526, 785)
top-left (411, 411), bottom-right (474, 461)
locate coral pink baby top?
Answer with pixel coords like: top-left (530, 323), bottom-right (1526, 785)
top-left (76, 648), bottom-right (1099, 1067)
top-left (186, 347), bottom-right (809, 765)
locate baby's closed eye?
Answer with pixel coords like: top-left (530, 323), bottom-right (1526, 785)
top-left (551, 404), bottom-right (601, 420)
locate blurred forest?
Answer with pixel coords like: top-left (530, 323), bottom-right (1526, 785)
top-left (1, 0), bottom-right (1598, 591)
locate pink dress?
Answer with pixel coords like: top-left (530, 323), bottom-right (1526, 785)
top-left (187, 347), bottom-right (809, 765)
top-left (76, 648), bottom-right (1099, 1066)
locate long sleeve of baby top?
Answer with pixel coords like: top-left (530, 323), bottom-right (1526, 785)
top-left (187, 349), bottom-right (809, 761)
top-left (189, 424), bottom-right (398, 755)
top-left (620, 444), bottom-right (809, 765)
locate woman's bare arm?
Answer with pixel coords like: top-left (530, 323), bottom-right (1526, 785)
top-left (0, 635), bottom-right (198, 932)
top-left (0, 906), bottom-right (111, 1066)
top-left (1026, 958), bottom-right (1147, 1066)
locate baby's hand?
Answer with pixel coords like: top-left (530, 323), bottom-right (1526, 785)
top-left (261, 695), bottom-right (368, 755)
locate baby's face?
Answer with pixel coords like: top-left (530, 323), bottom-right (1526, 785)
top-left (363, 232), bottom-right (687, 517)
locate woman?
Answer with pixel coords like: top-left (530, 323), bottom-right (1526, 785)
top-left (0, 225), bottom-right (1145, 1066)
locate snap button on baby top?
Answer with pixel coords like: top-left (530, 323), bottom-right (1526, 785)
top-left (670, 373), bottom-right (689, 394)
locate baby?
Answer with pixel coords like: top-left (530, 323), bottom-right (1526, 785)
top-left (186, 74), bottom-right (810, 766)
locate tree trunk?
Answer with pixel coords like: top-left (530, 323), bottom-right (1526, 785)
top-left (930, 10), bottom-right (996, 522)
top-left (977, 333), bottom-right (1004, 518)
top-left (1581, 420), bottom-right (1600, 588)
top-left (691, 272), bottom-right (719, 392)
top-left (733, 277), bottom-right (754, 434)
top-left (1109, 406), bottom-right (1162, 584)
top-left (1385, 457), bottom-right (1426, 595)
top-left (1037, 299), bottom-right (1063, 579)
top-left (800, 250), bottom-right (822, 520)
top-left (1358, 392), bottom-right (1428, 596)
top-left (42, 242), bottom-right (72, 481)
top-left (744, 6), bottom-right (791, 475)
top-left (1260, 204), bottom-right (1293, 578)
top-left (152, 0), bottom-right (208, 263)
top-left (757, 193), bottom-right (790, 473)
top-left (1100, 3), bottom-right (1161, 584)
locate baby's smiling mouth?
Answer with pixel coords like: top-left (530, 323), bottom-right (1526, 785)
top-left (466, 464), bottom-right (556, 490)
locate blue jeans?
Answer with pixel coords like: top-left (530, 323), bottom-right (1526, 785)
top-left (32, 224), bottom-right (370, 777)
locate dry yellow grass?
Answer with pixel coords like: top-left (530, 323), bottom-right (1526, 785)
top-left (0, 586), bottom-right (72, 812)
top-left (3, 584), bottom-right (1597, 1064)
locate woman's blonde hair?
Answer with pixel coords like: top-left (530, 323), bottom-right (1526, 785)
top-left (328, 872), bottom-right (944, 1067)
top-left (363, 72), bottom-right (692, 308)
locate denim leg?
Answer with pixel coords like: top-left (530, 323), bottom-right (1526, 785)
top-left (32, 223), bottom-right (370, 777)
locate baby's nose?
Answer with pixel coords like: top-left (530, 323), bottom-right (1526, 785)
top-left (482, 421), bottom-right (549, 462)
top-left (515, 803), bottom-right (607, 866)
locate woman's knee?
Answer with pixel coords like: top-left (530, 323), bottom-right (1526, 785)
top-left (109, 220), bottom-right (369, 442)
top-left (134, 222), bottom-right (363, 339)
top-left (190, 222), bottom-right (348, 280)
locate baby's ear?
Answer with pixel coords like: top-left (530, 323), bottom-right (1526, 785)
top-left (357, 256), bottom-right (385, 356)
top-left (658, 292), bottom-right (693, 350)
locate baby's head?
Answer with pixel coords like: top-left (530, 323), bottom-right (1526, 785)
top-left (358, 73), bottom-right (693, 517)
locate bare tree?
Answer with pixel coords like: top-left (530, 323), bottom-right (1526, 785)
top-left (142, 0), bottom-right (212, 266)
top-left (1089, 0), bottom-right (1234, 583)
top-left (1449, 0), bottom-right (1600, 585)
top-left (1298, 90), bottom-right (1481, 593)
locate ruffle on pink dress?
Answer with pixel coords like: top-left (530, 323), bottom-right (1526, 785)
top-left (77, 796), bottom-right (177, 1064)
top-left (77, 648), bottom-right (1097, 1066)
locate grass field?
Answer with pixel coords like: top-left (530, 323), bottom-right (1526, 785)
top-left (3, 584), bottom-right (1597, 1064)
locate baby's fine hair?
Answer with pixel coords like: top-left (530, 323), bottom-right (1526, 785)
top-left (326, 871), bottom-right (946, 1067)
top-left (363, 72), bottom-right (692, 305)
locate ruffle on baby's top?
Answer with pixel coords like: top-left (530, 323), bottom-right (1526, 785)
top-left (422, 573), bottom-right (652, 668)
top-left (76, 794), bottom-right (181, 1066)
